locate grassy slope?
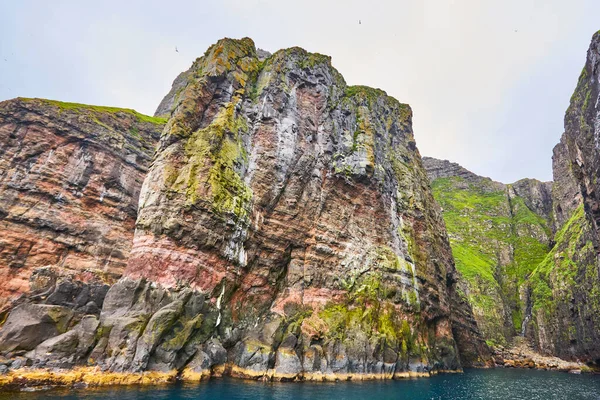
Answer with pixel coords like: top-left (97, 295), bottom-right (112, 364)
top-left (19, 98), bottom-right (167, 125)
top-left (431, 176), bottom-right (550, 345)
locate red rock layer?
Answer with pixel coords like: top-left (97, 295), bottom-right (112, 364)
top-left (0, 98), bottom-right (164, 307)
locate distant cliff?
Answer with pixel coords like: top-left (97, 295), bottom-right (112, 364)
top-left (528, 31), bottom-right (600, 362)
top-left (423, 157), bottom-right (553, 347)
top-left (423, 32), bottom-right (600, 363)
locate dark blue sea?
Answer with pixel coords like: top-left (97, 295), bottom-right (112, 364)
top-left (2, 369), bottom-right (599, 400)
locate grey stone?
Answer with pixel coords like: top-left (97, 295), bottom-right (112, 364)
top-left (0, 304), bottom-right (74, 353)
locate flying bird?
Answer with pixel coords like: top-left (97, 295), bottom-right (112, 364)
top-left (359, 20), bottom-right (361, 24)
top-left (175, 46), bottom-right (179, 53)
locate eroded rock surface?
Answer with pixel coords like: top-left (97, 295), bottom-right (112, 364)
top-left (528, 31), bottom-right (600, 362)
top-left (0, 98), bottom-right (164, 307)
top-left (422, 31), bottom-right (600, 364)
top-left (126, 37), bottom-right (490, 377)
top-left (0, 37), bottom-right (490, 382)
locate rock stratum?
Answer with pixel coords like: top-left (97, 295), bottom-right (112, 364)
top-left (0, 37), bottom-right (491, 386)
top-left (0, 99), bottom-right (165, 309)
top-left (423, 31), bottom-right (600, 366)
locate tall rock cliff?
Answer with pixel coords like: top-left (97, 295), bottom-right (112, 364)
top-left (527, 31), bottom-right (600, 362)
top-left (423, 157), bottom-right (553, 347)
top-left (124, 37), bottom-right (489, 377)
top-left (423, 33), bottom-right (600, 364)
top-left (0, 98), bottom-right (164, 308)
top-left (0, 38), bottom-right (489, 382)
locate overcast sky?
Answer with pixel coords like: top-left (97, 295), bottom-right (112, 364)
top-left (1, 0), bottom-right (599, 183)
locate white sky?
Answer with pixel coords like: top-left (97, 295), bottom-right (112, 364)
top-left (1, 0), bottom-right (599, 183)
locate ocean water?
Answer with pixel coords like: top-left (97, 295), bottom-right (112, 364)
top-left (2, 369), bottom-right (599, 400)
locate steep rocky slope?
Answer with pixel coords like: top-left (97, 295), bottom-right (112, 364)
top-left (423, 157), bottom-right (553, 346)
top-left (423, 33), bottom-right (600, 364)
top-left (0, 98), bottom-right (164, 308)
top-left (527, 31), bottom-right (600, 362)
top-left (0, 38), bottom-right (490, 384)
top-left (123, 37), bottom-right (490, 378)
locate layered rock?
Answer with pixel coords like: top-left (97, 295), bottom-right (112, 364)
top-left (423, 32), bottom-right (600, 364)
top-left (423, 157), bottom-right (553, 346)
top-left (0, 37), bottom-right (490, 384)
top-left (527, 31), bottom-right (600, 362)
top-left (0, 98), bottom-right (164, 308)
top-left (124, 37), bottom-right (491, 377)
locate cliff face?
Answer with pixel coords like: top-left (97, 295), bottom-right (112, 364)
top-left (423, 33), bottom-right (600, 363)
top-left (0, 98), bottom-right (164, 308)
top-left (123, 37), bottom-right (490, 377)
top-left (527, 31), bottom-right (600, 362)
top-left (423, 157), bottom-right (553, 347)
top-left (0, 38), bottom-right (490, 381)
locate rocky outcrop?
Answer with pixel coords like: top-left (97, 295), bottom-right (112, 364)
top-left (551, 136), bottom-right (582, 230)
top-left (491, 337), bottom-right (587, 372)
top-left (125, 37), bottom-right (490, 377)
top-left (562, 31), bottom-right (600, 239)
top-left (423, 157), bottom-right (553, 346)
top-left (0, 98), bottom-right (164, 307)
top-left (0, 37), bottom-right (490, 384)
top-left (421, 157), bottom-right (499, 187)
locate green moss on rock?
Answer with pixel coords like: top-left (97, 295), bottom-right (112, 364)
top-left (430, 175), bottom-right (552, 344)
top-left (20, 98), bottom-right (167, 125)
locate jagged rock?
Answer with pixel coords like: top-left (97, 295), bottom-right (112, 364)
top-left (0, 303), bottom-right (74, 353)
top-left (422, 30), bottom-right (600, 364)
top-left (10, 357), bottom-right (29, 369)
top-left (527, 31), bottom-right (600, 363)
top-left (422, 157), bottom-right (499, 188)
top-left (124, 37), bottom-right (489, 373)
top-left (0, 98), bottom-right (164, 308)
top-left (183, 339), bottom-right (227, 379)
top-left (551, 136), bottom-right (582, 230)
top-left (185, 350), bottom-right (212, 377)
top-left (28, 315), bottom-right (99, 367)
top-left (233, 340), bottom-right (272, 375)
top-left (274, 346), bottom-right (302, 378)
top-left (131, 297), bottom-right (187, 371)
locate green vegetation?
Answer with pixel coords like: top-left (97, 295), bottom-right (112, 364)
top-left (431, 176), bottom-right (511, 286)
top-left (318, 300), bottom-right (414, 352)
top-left (524, 202), bottom-right (600, 349)
top-left (269, 47), bottom-right (332, 70)
top-left (567, 66), bottom-right (594, 135)
top-left (430, 176), bottom-right (552, 343)
top-left (20, 98), bottom-right (167, 125)
top-left (344, 85), bottom-right (411, 121)
top-left (161, 37), bottom-right (261, 220)
top-left (529, 205), bottom-right (588, 315)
